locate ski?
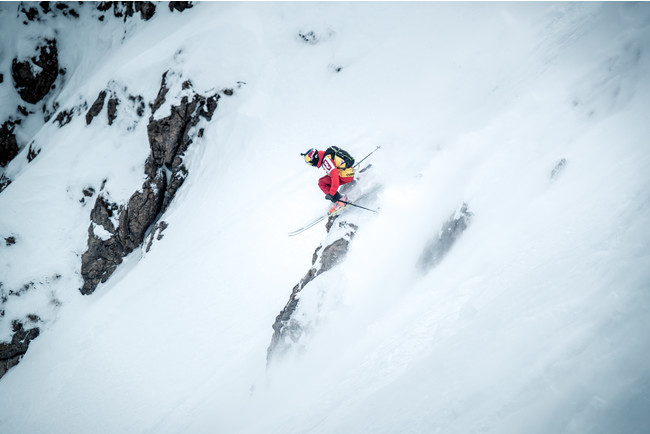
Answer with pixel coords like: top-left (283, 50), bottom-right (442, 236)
top-left (288, 187), bottom-right (380, 237)
top-left (287, 203), bottom-right (350, 236)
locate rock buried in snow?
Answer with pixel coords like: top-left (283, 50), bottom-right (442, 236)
top-left (417, 202), bottom-right (473, 273)
top-left (551, 158), bottom-right (567, 180)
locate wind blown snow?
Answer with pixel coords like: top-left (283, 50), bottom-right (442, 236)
top-left (1, 2), bottom-right (649, 433)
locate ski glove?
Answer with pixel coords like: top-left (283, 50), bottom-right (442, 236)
top-left (325, 192), bottom-right (342, 202)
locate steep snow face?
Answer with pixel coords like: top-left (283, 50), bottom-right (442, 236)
top-left (1, 2), bottom-right (650, 433)
top-left (0, 2), bottom-right (196, 345)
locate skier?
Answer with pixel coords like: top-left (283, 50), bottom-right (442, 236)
top-left (302, 147), bottom-right (356, 214)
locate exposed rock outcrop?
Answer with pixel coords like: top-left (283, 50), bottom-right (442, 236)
top-left (0, 121), bottom-right (20, 168)
top-left (39, 2), bottom-right (51, 14)
top-left (20, 5), bottom-right (40, 21)
top-left (26, 143), bottom-right (41, 162)
top-left (145, 220), bottom-right (169, 253)
top-left (0, 322), bottom-right (40, 380)
top-left (0, 175), bottom-right (11, 194)
top-left (11, 38), bottom-right (59, 104)
top-left (84, 84), bottom-right (145, 129)
top-left (54, 108), bottom-right (75, 127)
top-left (146, 78), bottom-right (219, 212)
top-left (117, 175), bottom-right (167, 252)
top-left (80, 72), bottom-right (219, 295)
top-left (135, 2), bottom-right (156, 20)
top-left (86, 90), bottom-right (107, 125)
top-left (268, 216), bottom-right (358, 363)
top-left (169, 2), bottom-right (193, 13)
top-left (80, 174), bottom-right (166, 294)
top-left (107, 96), bottom-right (119, 125)
top-left (96, 2), bottom-right (157, 21)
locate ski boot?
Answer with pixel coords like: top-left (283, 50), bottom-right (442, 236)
top-left (328, 194), bottom-right (348, 215)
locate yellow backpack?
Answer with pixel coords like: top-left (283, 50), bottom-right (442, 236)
top-left (324, 146), bottom-right (355, 177)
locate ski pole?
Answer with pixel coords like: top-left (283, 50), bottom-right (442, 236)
top-left (338, 200), bottom-right (378, 213)
top-left (353, 145), bottom-right (381, 169)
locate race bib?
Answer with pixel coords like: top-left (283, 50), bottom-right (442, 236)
top-left (322, 157), bottom-right (335, 173)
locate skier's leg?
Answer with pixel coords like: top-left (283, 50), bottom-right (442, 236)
top-left (339, 176), bottom-right (354, 186)
top-left (318, 176), bottom-right (332, 195)
top-left (339, 176), bottom-right (355, 193)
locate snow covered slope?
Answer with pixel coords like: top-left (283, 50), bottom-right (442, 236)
top-left (1, 2), bottom-right (649, 433)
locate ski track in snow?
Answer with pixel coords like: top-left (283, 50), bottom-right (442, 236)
top-left (1, 2), bottom-right (650, 433)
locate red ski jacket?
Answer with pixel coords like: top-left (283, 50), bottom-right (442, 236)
top-left (315, 150), bottom-right (354, 195)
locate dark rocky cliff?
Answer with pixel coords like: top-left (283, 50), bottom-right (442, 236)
top-left (80, 73), bottom-right (219, 295)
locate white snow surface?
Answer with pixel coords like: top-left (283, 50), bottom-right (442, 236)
top-left (1, 2), bottom-right (649, 433)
